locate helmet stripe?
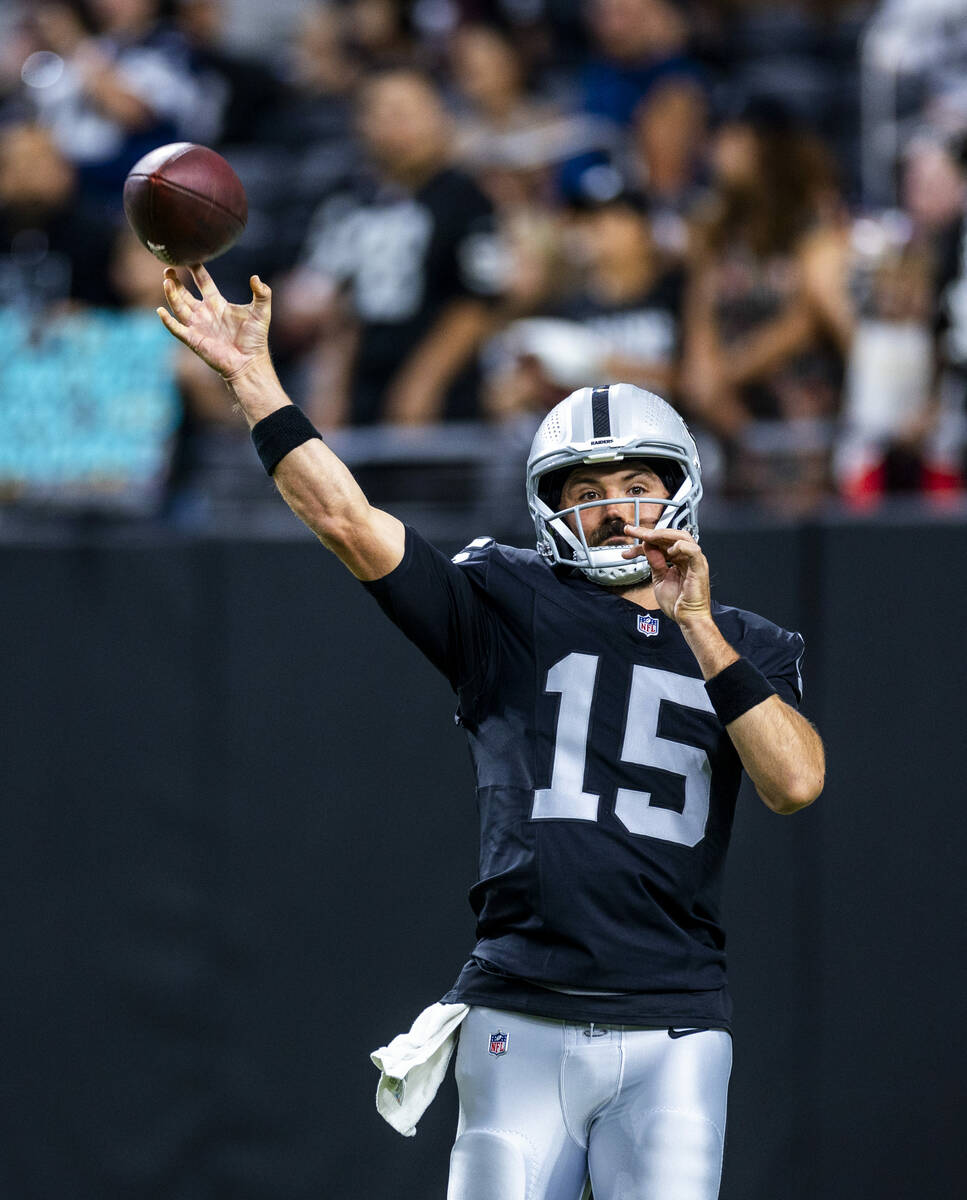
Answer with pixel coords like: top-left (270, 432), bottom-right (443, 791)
top-left (590, 385), bottom-right (611, 439)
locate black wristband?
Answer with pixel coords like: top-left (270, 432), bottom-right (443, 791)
top-left (251, 406), bottom-right (322, 476)
top-left (705, 657), bottom-right (776, 726)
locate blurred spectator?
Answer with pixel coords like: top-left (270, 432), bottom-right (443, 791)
top-left (801, 131), bottom-right (967, 506)
top-left (926, 131), bottom-right (967, 493)
top-left (343, 0), bottom-right (415, 71)
top-left (626, 73), bottom-right (709, 255)
top-left (271, 2), bottom-right (361, 147)
top-left (173, 0), bottom-right (285, 146)
top-left (684, 99), bottom-right (844, 508)
top-left (487, 189), bottom-right (684, 419)
top-left (450, 23), bottom-right (570, 173)
top-left (859, 0), bottom-right (967, 207)
top-left (581, 0), bottom-right (702, 127)
top-left (446, 22), bottom-right (593, 317)
top-left (562, 190), bottom-right (683, 392)
top-left (557, 0), bottom-right (706, 249)
top-left (18, 0), bottom-right (204, 205)
top-left (0, 228), bottom-right (181, 515)
top-left (0, 120), bottom-right (115, 309)
top-left (832, 206), bottom-right (938, 504)
top-left (279, 68), bottom-right (506, 427)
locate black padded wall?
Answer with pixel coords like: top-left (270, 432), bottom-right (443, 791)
top-left (1, 521), bottom-right (964, 1200)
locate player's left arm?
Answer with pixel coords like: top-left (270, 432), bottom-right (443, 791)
top-left (624, 526), bottom-right (825, 814)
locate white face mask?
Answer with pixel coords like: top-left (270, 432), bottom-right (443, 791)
top-left (542, 482), bottom-right (692, 586)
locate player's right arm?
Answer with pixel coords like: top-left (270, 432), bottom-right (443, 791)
top-left (158, 264), bottom-right (404, 580)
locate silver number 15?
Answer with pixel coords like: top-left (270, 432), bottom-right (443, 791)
top-left (531, 652), bottom-right (715, 847)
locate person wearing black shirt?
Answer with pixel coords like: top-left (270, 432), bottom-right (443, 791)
top-left (558, 190), bottom-right (684, 396)
top-left (484, 191), bottom-right (685, 429)
top-left (294, 68), bottom-right (505, 425)
top-left (157, 263), bottom-right (826, 1199)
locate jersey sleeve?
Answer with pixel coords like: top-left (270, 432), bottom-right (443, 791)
top-left (361, 526), bottom-right (499, 716)
top-left (751, 627), bottom-right (805, 708)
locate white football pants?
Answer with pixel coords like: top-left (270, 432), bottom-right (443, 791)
top-left (447, 1006), bottom-right (732, 1200)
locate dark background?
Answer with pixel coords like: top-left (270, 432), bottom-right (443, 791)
top-left (2, 517), bottom-right (965, 1200)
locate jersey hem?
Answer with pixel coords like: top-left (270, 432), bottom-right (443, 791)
top-left (441, 986), bottom-right (732, 1033)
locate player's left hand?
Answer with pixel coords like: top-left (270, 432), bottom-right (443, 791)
top-left (622, 527), bottom-right (712, 627)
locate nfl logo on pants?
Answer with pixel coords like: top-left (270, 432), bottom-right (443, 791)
top-left (489, 1030), bottom-right (509, 1057)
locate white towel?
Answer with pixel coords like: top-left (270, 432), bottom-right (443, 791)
top-left (370, 1001), bottom-right (470, 1137)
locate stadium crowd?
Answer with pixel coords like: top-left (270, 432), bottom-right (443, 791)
top-left (2, 0), bottom-right (967, 532)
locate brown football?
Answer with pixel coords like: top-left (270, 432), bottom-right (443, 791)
top-left (123, 143), bottom-right (248, 266)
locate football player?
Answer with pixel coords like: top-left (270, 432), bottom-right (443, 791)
top-left (158, 265), bottom-right (825, 1200)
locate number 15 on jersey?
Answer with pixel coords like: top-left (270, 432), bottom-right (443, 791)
top-left (532, 653), bottom-right (718, 848)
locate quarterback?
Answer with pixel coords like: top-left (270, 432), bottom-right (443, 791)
top-left (159, 266), bottom-right (825, 1200)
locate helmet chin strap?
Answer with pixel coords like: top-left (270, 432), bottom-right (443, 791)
top-left (585, 555), bottom-right (652, 587)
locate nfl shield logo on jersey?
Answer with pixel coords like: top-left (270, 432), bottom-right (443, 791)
top-left (637, 613), bottom-right (660, 637)
top-left (489, 1030), bottom-right (509, 1057)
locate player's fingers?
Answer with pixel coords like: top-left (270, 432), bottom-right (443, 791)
top-left (163, 266), bottom-right (199, 302)
top-left (622, 525), bottom-right (658, 563)
top-left (156, 305), bottom-right (191, 345)
top-left (250, 275), bottom-right (272, 314)
top-left (629, 527), bottom-right (697, 547)
top-left (623, 524), bottom-right (666, 542)
top-left (666, 538), bottom-right (703, 565)
top-left (664, 536), bottom-right (697, 555)
top-left (642, 542), bottom-right (669, 577)
top-left (162, 274), bottom-right (197, 323)
top-left (666, 540), bottom-right (708, 583)
top-left (188, 262), bottom-right (219, 302)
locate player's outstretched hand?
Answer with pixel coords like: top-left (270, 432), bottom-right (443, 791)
top-left (157, 264), bottom-right (271, 383)
top-left (622, 526), bottom-right (712, 627)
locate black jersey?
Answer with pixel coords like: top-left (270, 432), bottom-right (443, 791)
top-left (363, 527), bottom-right (804, 1029)
top-left (303, 168), bottom-right (503, 423)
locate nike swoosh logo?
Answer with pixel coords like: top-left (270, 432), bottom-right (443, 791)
top-left (668, 1027), bottom-right (706, 1039)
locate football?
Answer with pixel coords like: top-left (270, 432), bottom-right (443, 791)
top-left (123, 143), bottom-right (247, 266)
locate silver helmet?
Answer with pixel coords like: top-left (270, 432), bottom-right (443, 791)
top-left (526, 383), bottom-right (702, 586)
